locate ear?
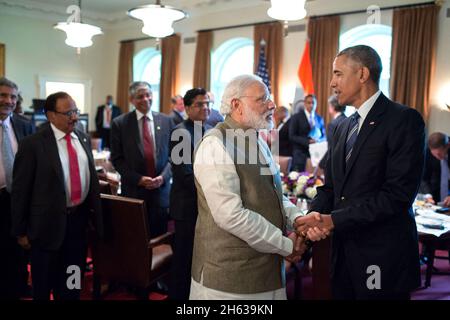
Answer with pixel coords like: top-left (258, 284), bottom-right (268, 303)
top-left (231, 98), bottom-right (242, 114)
top-left (360, 67), bottom-right (371, 83)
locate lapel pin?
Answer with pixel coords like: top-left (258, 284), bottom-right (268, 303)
top-left (83, 138), bottom-right (87, 142)
top-left (369, 121), bottom-right (375, 125)
top-left (157, 126), bottom-right (161, 130)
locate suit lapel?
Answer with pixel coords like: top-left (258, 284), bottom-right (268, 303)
top-left (334, 118), bottom-right (350, 184)
top-left (10, 116), bottom-right (24, 140)
top-left (301, 111), bottom-right (311, 131)
top-left (343, 94), bottom-right (387, 184)
top-left (152, 112), bottom-right (161, 157)
top-left (41, 124), bottom-right (65, 188)
top-left (131, 111), bottom-right (144, 158)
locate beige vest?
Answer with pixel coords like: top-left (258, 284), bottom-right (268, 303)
top-left (192, 116), bottom-right (287, 294)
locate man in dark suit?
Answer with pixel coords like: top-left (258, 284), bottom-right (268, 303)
top-left (274, 106), bottom-right (292, 157)
top-left (111, 81), bottom-right (174, 237)
top-left (319, 95), bottom-right (347, 170)
top-left (420, 132), bottom-right (450, 207)
top-left (289, 94), bottom-right (326, 171)
top-left (11, 92), bottom-right (103, 300)
top-left (169, 95), bottom-right (186, 126)
top-left (205, 92), bottom-right (224, 128)
top-left (295, 45), bottom-right (425, 299)
top-left (0, 78), bottom-right (34, 299)
top-left (169, 87), bottom-right (211, 300)
top-left (95, 95), bottom-right (121, 149)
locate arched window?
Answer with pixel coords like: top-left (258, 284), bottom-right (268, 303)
top-left (134, 48), bottom-right (161, 112)
top-left (211, 38), bottom-right (254, 111)
top-left (340, 24), bottom-right (392, 116)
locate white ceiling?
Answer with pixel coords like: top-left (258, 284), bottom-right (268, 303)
top-left (0, 0), bottom-right (430, 26)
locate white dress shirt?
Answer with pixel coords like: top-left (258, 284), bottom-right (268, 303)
top-left (102, 104), bottom-right (112, 128)
top-left (135, 109), bottom-right (157, 163)
top-left (51, 124), bottom-right (90, 207)
top-left (191, 132), bottom-right (304, 299)
top-left (355, 90), bottom-right (381, 134)
top-left (0, 116), bottom-right (18, 190)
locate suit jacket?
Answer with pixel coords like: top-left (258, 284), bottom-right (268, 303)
top-left (278, 118), bottom-right (292, 157)
top-left (289, 110), bottom-right (326, 169)
top-left (169, 120), bottom-right (210, 221)
top-left (319, 113), bottom-right (347, 169)
top-left (420, 148), bottom-right (450, 202)
top-left (95, 105), bottom-right (121, 132)
top-left (12, 114), bottom-right (35, 137)
top-left (311, 93), bottom-right (425, 295)
top-left (205, 108), bottom-right (224, 128)
top-left (111, 110), bottom-right (174, 208)
top-left (169, 110), bottom-right (184, 126)
top-left (11, 123), bottom-right (103, 251)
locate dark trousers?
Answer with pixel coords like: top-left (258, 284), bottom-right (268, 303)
top-left (169, 218), bottom-right (196, 300)
top-left (0, 189), bottom-right (27, 300)
top-left (99, 128), bottom-right (111, 150)
top-left (331, 247), bottom-right (411, 300)
top-left (292, 149), bottom-right (308, 172)
top-left (147, 206), bottom-right (168, 238)
top-left (30, 205), bottom-right (88, 300)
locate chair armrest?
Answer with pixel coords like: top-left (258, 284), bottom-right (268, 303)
top-left (148, 231), bottom-right (174, 248)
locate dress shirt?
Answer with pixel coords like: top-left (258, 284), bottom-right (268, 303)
top-left (51, 124), bottom-right (90, 207)
top-left (0, 116), bottom-right (18, 189)
top-left (192, 133), bottom-right (304, 298)
top-left (102, 104), bottom-right (112, 128)
top-left (355, 90), bottom-right (381, 134)
top-left (135, 109), bottom-right (157, 163)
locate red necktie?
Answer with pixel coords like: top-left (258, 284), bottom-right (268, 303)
top-left (142, 116), bottom-right (156, 177)
top-left (65, 134), bottom-right (82, 205)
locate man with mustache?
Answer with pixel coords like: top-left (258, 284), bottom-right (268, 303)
top-left (295, 45), bottom-right (425, 299)
top-left (11, 92), bottom-right (103, 300)
top-left (0, 77), bottom-right (34, 299)
top-left (190, 75), bottom-right (307, 299)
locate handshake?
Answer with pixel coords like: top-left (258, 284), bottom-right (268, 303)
top-left (285, 212), bottom-right (334, 263)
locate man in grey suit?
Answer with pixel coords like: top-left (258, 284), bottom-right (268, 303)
top-left (319, 95), bottom-right (347, 170)
top-left (111, 81), bottom-right (174, 237)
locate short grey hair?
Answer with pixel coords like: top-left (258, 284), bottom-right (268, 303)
top-left (220, 74), bottom-right (265, 115)
top-left (0, 77), bottom-right (18, 91)
top-left (129, 81), bottom-right (152, 98)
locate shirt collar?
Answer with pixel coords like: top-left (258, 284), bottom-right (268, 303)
top-left (304, 109), bottom-right (314, 118)
top-left (0, 115), bottom-right (12, 128)
top-left (333, 112), bottom-right (342, 120)
top-left (50, 123), bottom-right (78, 141)
top-left (136, 108), bottom-right (153, 121)
top-left (357, 90), bottom-right (381, 121)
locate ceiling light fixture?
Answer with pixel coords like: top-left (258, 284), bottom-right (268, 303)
top-left (128, 1), bottom-right (187, 39)
top-left (267, 0), bottom-right (307, 36)
top-left (54, 0), bottom-right (103, 52)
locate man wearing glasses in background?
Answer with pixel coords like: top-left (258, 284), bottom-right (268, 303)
top-left (11, 92), bottom-right (103, 300)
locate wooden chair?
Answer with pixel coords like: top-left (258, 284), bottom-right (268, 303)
top-left (277, 156), bottom-right (292, 175)
top-left (419, 232), bottom-right (450, 287)
top-left (91, 194), bottom-right (173, 299)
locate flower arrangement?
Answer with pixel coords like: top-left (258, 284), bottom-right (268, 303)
top-left (281, 171), bottom-right (324, 199)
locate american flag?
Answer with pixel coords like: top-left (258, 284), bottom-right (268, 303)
top-left (256, 42), bottom-right (271, 93)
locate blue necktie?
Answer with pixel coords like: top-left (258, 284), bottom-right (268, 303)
top-left (1, 122), bottom-right (14, 192)
top-left (345, 112), bottom-right (360, 164)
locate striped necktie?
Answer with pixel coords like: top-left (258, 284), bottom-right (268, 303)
top-left (345, 112), bottom-right (360, 164)
top-left (1, 122), bottom-right (14, 192)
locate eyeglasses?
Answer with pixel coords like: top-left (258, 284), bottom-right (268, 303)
top-left (239, 95), bottom-right (272, 105)
top-left (192, 101), bottom-right (211, 108)
top-left (53, 109), bottom-right (80, 117)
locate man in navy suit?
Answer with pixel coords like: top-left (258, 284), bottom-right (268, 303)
top-left (420, 132), bottom-right (450, 207)
top-left (295, 45), bottom-right (425, 299)
top-left (111, 82), bottom-right (174, 237)
top-left (289, 94), bottom-right (326, 171)
top-left (169, 87), bottom-right (211, 300)
top-left (169, 95), bottom-right (186, 126)
top-left (0, 78), bottom-right (34, 299)
top-left (95, 95), bottom-right (121, 149)
top-left (11, 92), bottom-right (103, 300)
top-left (319, 95), bottom-right (347, 170)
